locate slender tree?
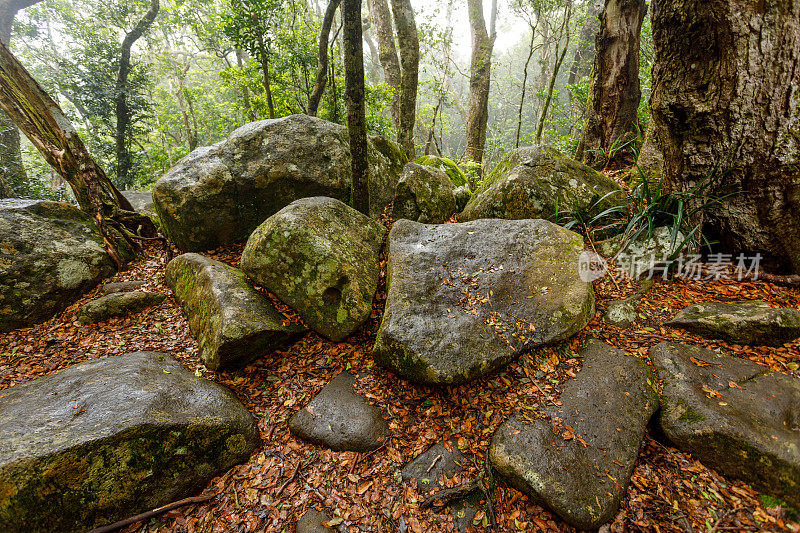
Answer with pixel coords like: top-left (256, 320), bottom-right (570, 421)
top-left (308, 0), bottom-right (341, 116)
top-left (342, 0), bottom-right (369, 214)
top-left (0, 0), bottom-right (41, 198)
top-left (0, 40), bottom-right (152, 266)
top-left (115, 0), bottom-right (159, 189)
top-left (464, 0), bottom-right (497, 165)
top-left (370, 0), bottom-right (400, 123)
top-left (651, 0), bottom-right (800, 272)
top-left (575, 0), bottom-right (646, 168)
top-left (534, 1), bottom-right (571, 144)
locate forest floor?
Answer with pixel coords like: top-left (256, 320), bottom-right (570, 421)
top-left (2, 238), bottom-right (800, 533)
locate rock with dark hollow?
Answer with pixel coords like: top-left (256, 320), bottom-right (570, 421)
top-left (490, 339), bottom-right (659, 530)
top-left (373, 218), bottom-right (594, 385)
top-left (0, 199), bottom-right (132, 332)
top-left (0, 352), bottom-right (260, 533)
top-left (288, 372), bottom-right (389, 452)
top-left (460, 146), bottom-right (623, 223)
top-left (665, 300), bottom-right (800, 346)
top-left (77, 291), bottom-right (166, 324)
top-left (651, 342), bottom-right (800, 507)
top-left (103, 280), bottom-right (147, 294)
top-left (153, 115), bottom-right (404, 251)
top-left (121, 190), bottom-right (160, 229)
top-left (166, 253), bottom-right (305, 371)
top-left (392, 162), bottom-right (458, 224)
top-left (240, 197), bottom-right (386, 342)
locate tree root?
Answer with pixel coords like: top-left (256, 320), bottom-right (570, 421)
top-left (87, 492), bottom-right (217, 533)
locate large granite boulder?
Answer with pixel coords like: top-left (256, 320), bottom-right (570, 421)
top-left (153, 115), bottom-right (405, 251)
top-left (460, 146), bottom-right (623, 223)
top-left (77, 291), bottom-right (166, 324)
top-left (288, 372), bottom-right (389, 452)
top-left (666, 300), bottom-right (800, 346)
top-left (416, 155), bottom-right (469, 187)
top-left (240, 197), bottom-right (386, 342)
top-left (0, 352), bottom-right (260, 533)
top-left (373, 219), bottom-right (595, 385)
top-left (392, 162), bottom-right (458, 224)
top-left (490, 339), bottom-right (659, 530)
top-left (651, 342), bottom-right (800, 507)
top-left (0, 199), bottom-right (132, 332)
top-left (166, 253), bottom-right (305, 371)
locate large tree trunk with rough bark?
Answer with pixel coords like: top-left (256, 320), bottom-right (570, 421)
top-left (115, 0), bottom-right (159, 189)
top-left (651, 0), bottom-right (800, 272)
top-left (308, 0), bottom-right (341, 116)
top-left (0, 40), bottom-right (153, 267)
top-left (343, 0), bottom-right (369, 215)
top-left (464, 0), bottom-right (496, 165)
top-left (370, 0), bottom-right (400, 126)
top-left (389, 0), bottom-right (418, 158)
top-left (576, 0), bottom-right (646, 168)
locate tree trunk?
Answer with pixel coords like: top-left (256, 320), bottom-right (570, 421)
top-left (342, 0), bottom-right (369, 215)
top-left (235, 48), bottom-right (256, 121)
top-left (370, 0), bottom-right (400, 128)
top-left (309, 0), bottom-right (341, 116)
top-left (0, 40), bottom-right (152, 267)
top-left (257, 37), bottom-right (276, 119)
top-left (0, 0), bottom-right (42, 198)
top-left (464, 0), bottom-right (496, 165)
top-left (567, 1), bottom-right (601, 89)
top-left (515, 25), bottom-right (537, 148)
top-left (651, 0), bottom-right (800, 272)
top-left (115, 0), bottom-right (159, 189)
top-left (389, 0), bottom-right (418, 158)
top-left (535, 3), bottom-right (572, 145)
top-left (576, 0), bottom-right (645, 168)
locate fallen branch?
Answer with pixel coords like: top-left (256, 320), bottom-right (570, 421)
top-left (742, 272), bottom-right (800, 286)
top-left (87, 492), bottom-right (217, 533)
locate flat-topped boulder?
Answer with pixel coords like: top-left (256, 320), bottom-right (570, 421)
top-left (240, 197), bottom-right (386, 342)
top-left (153, 115), bottom-right (405, 251)
top-left (460, 146), bottom-right (622, 222)
top-left (651, 342), bottom-right (800, 507)
top-left (666, 300), bottom-right (800, 346)
top-left (0, 199), bottom-right (132, 332)
top-left (490, 339), bottom-right (659, 530)
top-left (0, 352), bottom-right (260, 533)
top-left (392, 162), bottom-right (458, 224)
top-left (77, 290), bottom-right (166, 324)
top-left (288, 372), bottom-right (388, 452)
top-left (373, 218), bottom-right (594, 385)
top-left (166, 253), bottom-right (305, 370)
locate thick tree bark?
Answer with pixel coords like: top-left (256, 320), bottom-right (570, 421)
top-left (651, 0), bottom-right (800, 272)
top-left (575, 0), bottom-right (645, 168)
top-left (343, 0), bottom-right (369, 215)
top-left (0, 40), bottom-right (151, 267)
top-left (370, 0), bottom-right (400, 126)
top-left (309, 0), bottom-right (341, 116)
top-left (0, 0), bottom-right (41, 198)
top-left (464, 0), bottom-right (497, 165)
top-left (389, 0), bottom-right (418, 158)
top-left (115, 0), bottom-right (159, 189)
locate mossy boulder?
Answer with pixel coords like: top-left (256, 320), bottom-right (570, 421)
top-left (598, 226), bottom-right (685, 278)
top-left (460, 146), bottom-right (623, 223)
top-left (392, 162), bottom-right (458, 223)
top-left (153, 115), bottom-right (405, 251)
top-left (373, 218), bottom-right (595, 385)
top-left (0, 352), bottom-right (260, 533)
top-left (240, 197), bottom-right (386, 342)
top-left (166, 253), bottom-right (305, 371)
top-left (416, 155), bottom-right (468, 187)
top-left (666, 300), bottom-right (800, 346)
top-left (490, 339), bottom-right (658, 530)
top-left (651, 342), bottom-right (800, 507)
top-left (0, 199), bottom-right (132, 332)
top-left (77, 291), bottom-right (166, 324)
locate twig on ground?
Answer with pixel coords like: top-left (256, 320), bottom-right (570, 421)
top-left (87, 492), bottom-right (217, 533)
